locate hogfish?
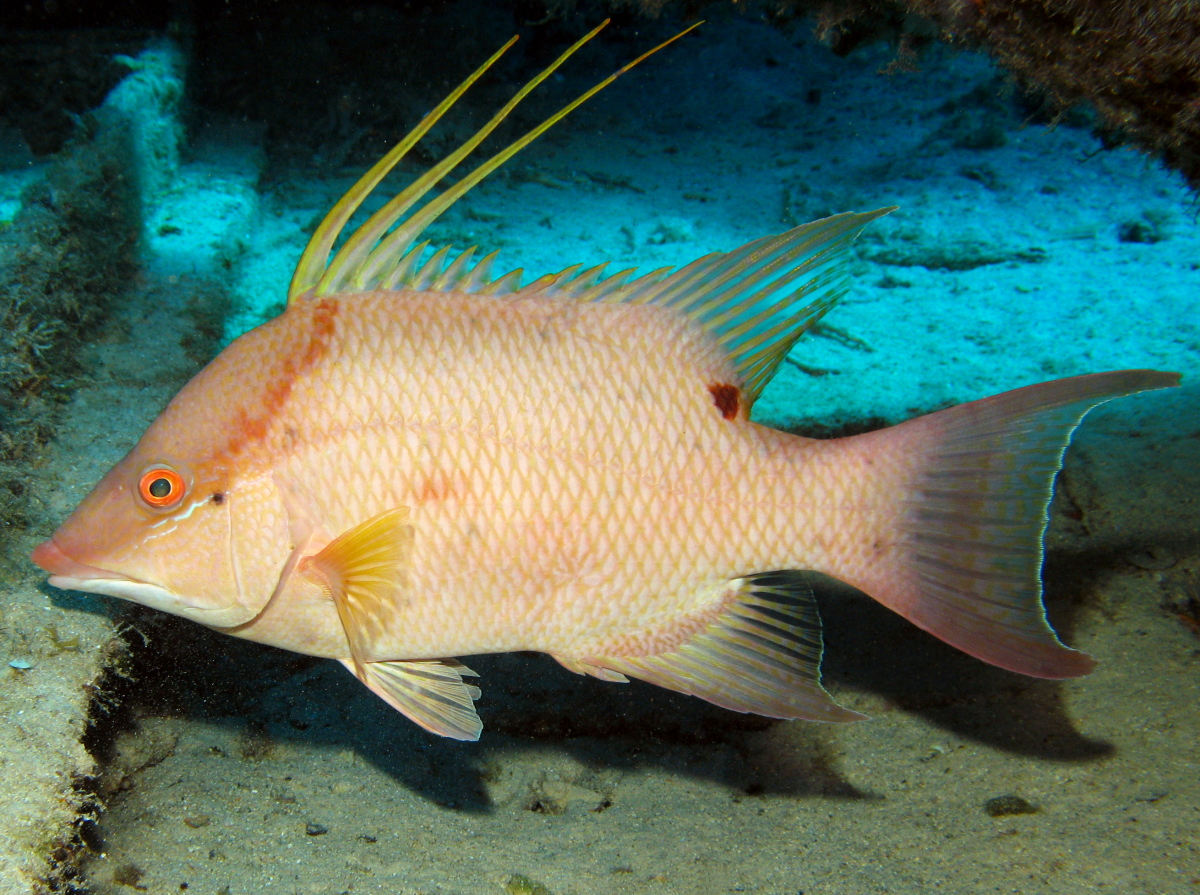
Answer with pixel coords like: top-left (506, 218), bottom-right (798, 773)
top-left (32, 22), bottom-right (1179, 739)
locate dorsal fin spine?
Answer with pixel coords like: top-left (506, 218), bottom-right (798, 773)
top-left (482, 268), bottom-right (524, 295)
top-left (432, 247), bottom-right (477, 292)
top-left (292, 19), bottom-right (701, 304)
top-left (462, 250), bottom-right (500, 292)
top-left (522, 274), bottom-right (555, 292)
top-left (567, 263), bottom-right (611, 294)
top-left (288, 37), bottom-right (517, 302)
top-left (355, 23), bottom-right (705, 295)
top-left (605, 267), bottom-right (676, 305)
top-left (331, 22), bottom-right (614, 297)
top-left (380, 241), bottom-right (430, 291)
top-left (411, 245), bottom-right (455, 291)
top-left (538, 264), bottom-right (582, 295)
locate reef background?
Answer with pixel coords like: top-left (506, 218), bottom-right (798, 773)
top-left (0, 1), bottom-right (1197, 892)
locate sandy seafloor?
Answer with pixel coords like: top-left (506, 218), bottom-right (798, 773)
top-left (3, 10), bottom-right (1199, 894)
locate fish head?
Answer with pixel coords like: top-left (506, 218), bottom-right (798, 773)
top-left (31, 448), bottom-right (265, 627)
top-left (32, 331), bottom-right (295, 629)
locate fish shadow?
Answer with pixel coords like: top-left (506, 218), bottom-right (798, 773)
top-left (88, 606), bottom-right (871, 811)
top-left (259, 643), bottom-right (874, 808)
top-left (813, 541), bottom-right (1164, 763)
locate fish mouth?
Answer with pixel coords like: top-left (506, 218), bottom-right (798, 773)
top-left (31, 538), bottom-right (126, 584)
top-left (33, 536), bottom-right (175, 605)
top-left (31, 538), bottom-right (255, 627)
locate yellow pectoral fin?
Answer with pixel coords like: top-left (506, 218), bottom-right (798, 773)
top-left (340, 658), bottom-right (483, 741)
top-left (301, 507), bottom-right (414, 679)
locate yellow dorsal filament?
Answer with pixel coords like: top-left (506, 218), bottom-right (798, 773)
top-left (289, 19), bottom-right (702, 305)
top-left (288, 37), bottom-right (517, 302)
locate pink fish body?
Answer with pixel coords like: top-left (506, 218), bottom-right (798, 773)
top-left (32, 24), bottom-right (1179, 740)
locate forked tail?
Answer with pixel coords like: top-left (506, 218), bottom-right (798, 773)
top-left (843, 370), bottom-right (1180, 679)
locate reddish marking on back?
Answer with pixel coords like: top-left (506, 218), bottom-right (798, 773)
top-left (414, 470), bottom-right (458, 503)
top-left (708, 382), bottom-right (740, 420)
top-left (224, 299), bottom-right (339, 459)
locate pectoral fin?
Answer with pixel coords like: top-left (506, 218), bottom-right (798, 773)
top-left (301, 507), bottom-right (414, 679)
top-left (340, 658), bottom-right (483, 741)
top-left (585, 571), bottom-right (864, 723)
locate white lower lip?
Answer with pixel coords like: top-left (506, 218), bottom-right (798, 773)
top-left (48, 576), bottom-right (255, 628)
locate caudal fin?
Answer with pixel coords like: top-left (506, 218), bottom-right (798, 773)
top-left (856, 370), bottom-right (1180, 679)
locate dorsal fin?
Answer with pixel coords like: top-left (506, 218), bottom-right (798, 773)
top-left (518, 209), bottom-right (894, 404)
top-left (288, 20), bottom-right (702, 305)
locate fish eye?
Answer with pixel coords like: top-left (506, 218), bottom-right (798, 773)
top-left (138, 467), bottom-right (186, 508)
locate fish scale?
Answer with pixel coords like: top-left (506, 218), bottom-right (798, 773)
top-left (251, 292), bottom-right (795, 657)
top-left (32, 23), bottom-right (1179, 740)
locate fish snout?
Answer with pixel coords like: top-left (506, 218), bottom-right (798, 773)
top-left (31, 538), bottom-right (123, 582)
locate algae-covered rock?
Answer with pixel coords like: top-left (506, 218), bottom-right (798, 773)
top-left (0, 111), bottom-right (139, 563)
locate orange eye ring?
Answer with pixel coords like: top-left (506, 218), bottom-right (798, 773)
top-left (138, 467), bottom-right (186, 508)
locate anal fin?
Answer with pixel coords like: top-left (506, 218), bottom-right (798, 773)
top-left (589, 571), bottom-right (864, 723)
top-left (553, 655), bottom-right (630, 683)
top-left (341, 658), bottom-right (483, 741)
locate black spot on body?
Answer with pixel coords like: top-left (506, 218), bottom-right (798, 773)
top-left (708, 382), bottom-right (740, 420)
